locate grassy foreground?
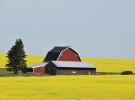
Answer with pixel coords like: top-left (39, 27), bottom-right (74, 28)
top-left (0, 75), bottom-right (134, 100)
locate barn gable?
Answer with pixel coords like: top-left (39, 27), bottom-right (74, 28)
top-left (45, 62), bottom-right (57, 75)
top-left (44, 47), bottom-right (68, 61)
top-left (43, 46), bottom-right (81, 62)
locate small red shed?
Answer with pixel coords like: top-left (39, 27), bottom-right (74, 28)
top-left (33, 66), bottom-right (45, 74)
top-left (27, 63), bottom-right (47, 74)
top-left (43, 46), bottom-right (81, 62)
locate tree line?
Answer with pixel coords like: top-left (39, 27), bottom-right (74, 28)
top-left (6, 39), bottom-right (27, 74)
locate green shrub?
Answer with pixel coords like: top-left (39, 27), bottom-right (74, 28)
top-left (121, 71), bottom-right (133, 75)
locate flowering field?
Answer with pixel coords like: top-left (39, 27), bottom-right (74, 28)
top-left (0, 53), bottom-right (7, 68)
top-left (0, 53), bottom-right (135, 73)
top-left (0, 53), bottom-right (44, 68)
top-left (0, 75), bottom-right (134, 100)
top-left (82, 58), bottom-right (135, 73)
top-left (0, 53), bottom-right (135, 99)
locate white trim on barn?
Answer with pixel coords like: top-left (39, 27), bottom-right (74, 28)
top-left (56, 47), bottom-right (81, 61)
top-left (28, 62), bottom-right (48, 68)
top-left (57, 46), bottom-right (70, 61)
top-left (27, 62), bottom-right (48, 74)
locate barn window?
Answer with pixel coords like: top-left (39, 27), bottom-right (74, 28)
top-left (72, 71), bottom-right (76, 74)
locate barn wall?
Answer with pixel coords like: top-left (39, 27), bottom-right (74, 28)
top-left (33, 66), bottom-right (45, 74)
top-left (45, 62), bottom-right (57, 75)
top-left (56, 68), bottom-right (96, 75)
top-left (58, 48), bottom-right (81, 62)
top-left (89, 68), bottom-right (96, 75)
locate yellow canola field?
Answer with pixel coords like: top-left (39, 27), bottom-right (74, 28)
top-left (0, 53), bottom-right (44, 68)
top-left (0, 53), bottom-right (7, 68)
top-left (0, 75), bottom-right (135, 100)
top-left (26, 55), bottom-right (45, 65)
top-left (82, 58), bottom-right (135, 73)
top-left (1, 53), bottom-right (135, 73)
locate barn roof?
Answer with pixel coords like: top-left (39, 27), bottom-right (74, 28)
top-left (28, 62), bottom-right (48, 68)
top-left (51, 61), bottom-right (96, 68)
top-left (44, 46), bottom-right (70, 61)
top-left (49, 46), bottom-right (69, 52)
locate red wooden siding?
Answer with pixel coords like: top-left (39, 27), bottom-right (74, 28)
top-left (33, 66), bottom-right (45, 74)
top-left (57, 48), bottom-right (81, 62)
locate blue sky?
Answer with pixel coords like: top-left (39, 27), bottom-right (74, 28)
top-left (0, 0), bottom-right (135, 59)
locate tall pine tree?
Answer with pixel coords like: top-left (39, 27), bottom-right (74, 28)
top-left (6, 39), bottom-right (27, 74)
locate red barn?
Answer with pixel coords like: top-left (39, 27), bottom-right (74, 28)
top-left (43, 46), bottom-right (81, 62)
top-left (27, 46), bottom-right (96, 75)
top-left (27, 46), bottom-right (81, 74)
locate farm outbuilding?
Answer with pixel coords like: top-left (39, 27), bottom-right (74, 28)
top-left (43, 46), bottom-right (81, 62)
top-left (45, 61), bottom-right (96, 75)
top-left (27, 62), bottom-right (47, 74)
top-left (27, 46), bottom-right (96, 75)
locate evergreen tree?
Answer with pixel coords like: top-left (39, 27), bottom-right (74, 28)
top-left (6, 39), bottom-right (27, 74)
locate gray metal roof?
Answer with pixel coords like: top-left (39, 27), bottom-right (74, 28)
top-left (28, 62), bottom-right (48, 68)
top-left (51, 61), bottom-right (96, 68)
